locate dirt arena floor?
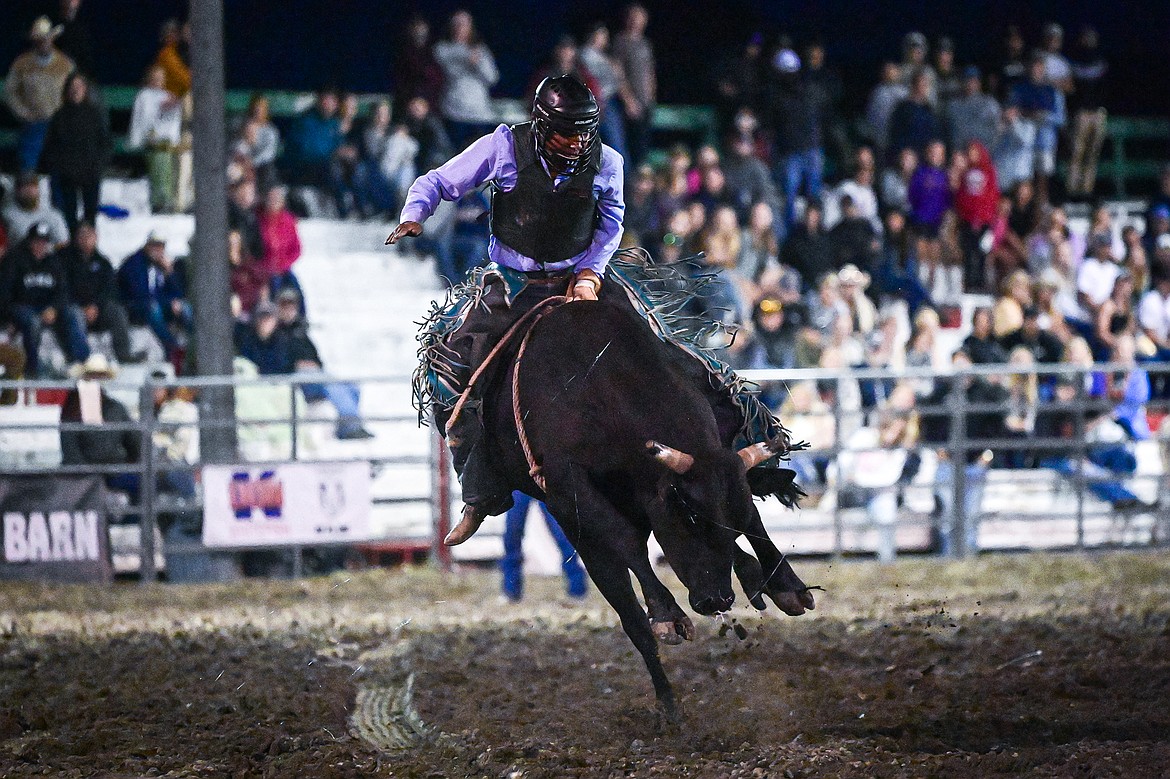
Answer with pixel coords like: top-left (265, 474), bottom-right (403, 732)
top-left (1, 550), bottom-right (1169, 778)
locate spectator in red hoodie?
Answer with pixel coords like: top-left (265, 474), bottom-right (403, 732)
top-left (954, 140), bottom-right (1000, 292)
top-left (256, 184), bottom-right (305, 317)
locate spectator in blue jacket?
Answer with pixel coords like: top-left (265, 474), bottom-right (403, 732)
top-left (283, 87), bottom-right (353, 216)
top-left (116, 231), bottom-right (191, 360)
top-left (888, 69), bottom-right (943, 164)
top-left (234, 301), bottom-right (290, 376)
top-left (1009, 52), bottom-right (1064, 203)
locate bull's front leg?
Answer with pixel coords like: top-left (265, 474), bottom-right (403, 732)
top-left (545, 471), bottom-right (680, 721)
top-left (743, 505), bottom-right (816, 615)
top-left (626, 545), bottom-right (695, 646)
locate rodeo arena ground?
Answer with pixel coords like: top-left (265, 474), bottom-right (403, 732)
top-left (4, 2), bottom-right (1170, 777)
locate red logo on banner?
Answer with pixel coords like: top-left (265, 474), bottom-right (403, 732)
top-left (228, 471), bottom-right (284, 519)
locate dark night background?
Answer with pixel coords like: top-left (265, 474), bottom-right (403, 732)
top-left (3, 0), bottom-right (1169, 117)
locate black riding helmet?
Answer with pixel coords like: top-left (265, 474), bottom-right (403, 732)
top-left (531, 75), bottom-right (600, 173)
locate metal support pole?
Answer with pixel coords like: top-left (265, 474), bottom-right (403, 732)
top-left (831, 378), bottom-right (843, 560)
top-left (190, 0), bottom-right (237, 463)
top-left (1073, 371), bottom-right (1087, 549)
top-left (138, 380), bottom-right (158, 583)
top-left (948, 375), bottom-right (968, 559)
top-left (289, 383), bottom-right (298, 461)
top-left (291, 546), bottom-right (304, 578)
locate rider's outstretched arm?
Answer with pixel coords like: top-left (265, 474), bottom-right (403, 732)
top-left (386, 124), bottom-right (512, 244)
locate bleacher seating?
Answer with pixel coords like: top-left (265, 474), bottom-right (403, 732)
top-left (1, 78), bottom-right (1162, 194)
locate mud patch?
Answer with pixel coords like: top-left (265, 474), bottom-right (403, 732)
top-left (0, 552), bottom-right (1168, 777)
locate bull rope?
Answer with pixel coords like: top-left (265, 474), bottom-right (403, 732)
top-left (443, 293), bottom-right (570, 494)
top-left (510, 299), bottom-right (569, 492)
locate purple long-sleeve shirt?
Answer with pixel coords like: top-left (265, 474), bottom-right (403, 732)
top-left (907, 164), bottom-right (951, 229)
top-left (399, 123), bottom-right (625, 275)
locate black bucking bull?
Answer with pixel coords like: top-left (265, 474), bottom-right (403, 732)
top-left (472, 294), bottom-right (816, 718)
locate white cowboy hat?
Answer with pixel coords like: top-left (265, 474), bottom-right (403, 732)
top-left (70, 353), bottom-right (118, 380)
top-left (837, 264), bottom-right (871, 290)
top-left (29, 16), bottom-right (63, 41)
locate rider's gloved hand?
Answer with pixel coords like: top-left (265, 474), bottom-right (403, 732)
top-left (569, 269), bottom-right (601, 301)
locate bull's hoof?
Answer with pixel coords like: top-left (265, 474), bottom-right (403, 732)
top-left (769, 590), bottom-right (810, 616)
top-left (651, 615), bottom-right (695, 645)
top-left (655, 697), bottom-right (682, 729)
top-left (765, 556), bottom-right (818, 615)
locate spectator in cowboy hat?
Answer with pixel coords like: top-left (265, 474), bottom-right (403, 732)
top-left (4, 16), bottom-right (74, 172)
top-left (60, 353), bottom-right (142, 497)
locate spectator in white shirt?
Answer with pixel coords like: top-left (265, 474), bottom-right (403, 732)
top-left (1040, 23), bottom-right (1073, 93)
top-left (824, 146), bottom-right (882, 234)
top-left (127, 65), bottom-right (185, 213)
top-left (1138, 266), bottom-right (1170, 372)
top-left (2, 172), bottom-right (70, 249)
top-left (1074, 232), bottom-right (1122, 336)
top-left (433, 10), bottom-right (499, 150)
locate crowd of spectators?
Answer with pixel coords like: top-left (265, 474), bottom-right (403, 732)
top-left (0, 8), bottom-right (367, 445)
top-left (2, 5), bottom-right (1169, 517)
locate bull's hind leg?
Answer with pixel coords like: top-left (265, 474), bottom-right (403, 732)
top-left (545, 474), bottom-right (680, 720)
top-left (743, 505), bottom-right (816, 615)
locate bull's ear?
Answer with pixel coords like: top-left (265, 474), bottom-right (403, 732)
top-left (645, 440), bottom-right (695, 475)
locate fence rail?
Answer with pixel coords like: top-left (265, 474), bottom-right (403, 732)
top-left (0, 362), bottom-right (1167, 581)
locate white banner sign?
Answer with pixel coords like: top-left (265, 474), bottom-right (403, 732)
top-left (202, 462), bottom-right (373, 548)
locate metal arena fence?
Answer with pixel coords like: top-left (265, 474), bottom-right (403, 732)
top-left (0, 362), bottom-right (1167, 582)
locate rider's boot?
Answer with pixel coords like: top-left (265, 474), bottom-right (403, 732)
top-left (445, 403), bottom-right (514, 546)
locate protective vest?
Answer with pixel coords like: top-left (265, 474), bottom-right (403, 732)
top-left (490, 122), bottom-right (601, 265)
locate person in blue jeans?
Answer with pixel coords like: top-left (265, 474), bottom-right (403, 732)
top-left (1036, 377), bottom-right (1147, 510)
top-left (274, 290), bottom-right (374, 440)
top-left (501, 491), bottom-right (587, 602)
top-left (0, 221), bottom-right (90, 376)
top-left (766, 49), bottom-right (824, 229)
top-left (116, 232), bottom-right (192, 361)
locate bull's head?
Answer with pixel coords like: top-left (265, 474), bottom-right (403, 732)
top-left (644, 439), bottom-right (783, 615)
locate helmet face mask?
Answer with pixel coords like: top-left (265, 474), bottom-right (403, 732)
top-left (532, 75), bottom-right (600, 174)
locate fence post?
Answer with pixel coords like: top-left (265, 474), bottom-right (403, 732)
top-left (948, 374), bottom-right (968, 559)
top-left (1073, 370), bottom-right (1087, 549)
top-left (431, 424), bottom-right (453, 572)
top-left (289, 381), bottom-right (299, 462)
top-left (138, 379), bottom-right (158, 583)
top-left (831, 376), bottom-right (843, 560)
